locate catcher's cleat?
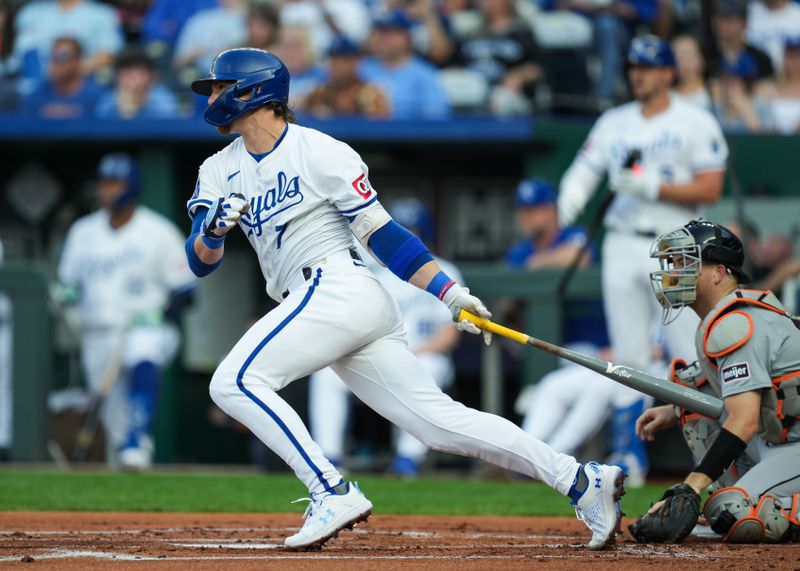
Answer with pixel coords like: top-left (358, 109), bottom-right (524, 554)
top-left (284, 481), bottom-right (373, 550)
top-left (574, 462), bottom-right (627, 550)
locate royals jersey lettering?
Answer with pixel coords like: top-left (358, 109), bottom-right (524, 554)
top-left (187, 124), bottom-right (381, 302)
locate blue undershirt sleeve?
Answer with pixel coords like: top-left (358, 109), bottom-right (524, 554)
top-left (186, 207), bottom-right (222, 277)
top-left (368, 220), bottom-right (434, 281)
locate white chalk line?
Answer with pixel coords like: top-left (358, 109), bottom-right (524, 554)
top-left (0, 528), bottom-right (573, 541)
top-left (170, 542), bottom-right (574, 550)
top-left (0, 547), bottom-right (733, 563)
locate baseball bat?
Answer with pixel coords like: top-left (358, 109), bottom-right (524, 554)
top-left (71, 334), bottom-right (127, 462)
top-left (459, 309), bottom-right (724, 419)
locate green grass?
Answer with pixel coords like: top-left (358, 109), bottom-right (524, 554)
top-left (0, 469), bottom-right (669, 516)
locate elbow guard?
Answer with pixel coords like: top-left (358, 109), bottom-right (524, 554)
top-left (349, 204), bottom-right (393, 258)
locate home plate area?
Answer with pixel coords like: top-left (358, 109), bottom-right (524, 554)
top-left (1, 513), bottom-right (798, 569)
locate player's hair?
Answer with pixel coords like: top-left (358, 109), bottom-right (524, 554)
top-left (264, 101), bottom-right (296, 124)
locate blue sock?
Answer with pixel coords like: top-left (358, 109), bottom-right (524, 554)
top-left (124, 361), bottom-right (160, 447)
top-left (567, 465), bottom-right (588, 502)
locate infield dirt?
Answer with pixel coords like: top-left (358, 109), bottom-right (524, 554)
top-left (1, 512), bottom-right (798, 569)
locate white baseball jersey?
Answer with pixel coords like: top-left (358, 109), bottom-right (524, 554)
top-left (577, 96), bottom-right (728, 235)
top-left (187, 124), bottom-right (380, 303)
top-left (58, 207), bottom-right (195, 329)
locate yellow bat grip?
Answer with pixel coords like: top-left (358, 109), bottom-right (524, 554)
top-left (458, 309), bottom-right (530, 345)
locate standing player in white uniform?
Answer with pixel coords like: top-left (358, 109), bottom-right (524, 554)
top-left (558, 35), bottom-right (729, 479)
top-left (187, 47), bottom-right (625, 551)
top-left (0, 240), bottom-right (11, 461)
top-left (308, 198), bottom-right (462, 477)
top-left (58, 153), bottom-right (196, 468)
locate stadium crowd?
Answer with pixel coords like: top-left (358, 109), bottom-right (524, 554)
top-left (0, 0), bottom-right (798, 127)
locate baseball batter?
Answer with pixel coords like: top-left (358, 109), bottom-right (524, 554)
top-left (629, 220), bottom-right (800, 544)
top-left (58, 153), bottom-right (196, 468)
top-left (187, 47), bottom-right (625, 551)
top-left (558, 35), bottom-right (729, 479)
top-left (0, 240), bottom-right (11, 461)
top-left (308, 199), bottom-right (461, 477)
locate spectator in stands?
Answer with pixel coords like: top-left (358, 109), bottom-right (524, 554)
top-left (247, 3), bottom-right (280, 53)
top-left (0, 0), bottom-right (17, 113)
top-left (141, 0), bottom-right (217, 62)
top-left (274, 25), bottom-right (326, 110)
top-left (541, 0), bottom-right (657, 104)
top-left (23, 37), bottom-right (102, 119)
top-left (279, 0), bottom-right (370, 58)
top-left (382, 0), bottom-right (456, 65)
top-left (746, 0), bottom-right (800, 73)
top-left (672, 34), bottom-right (712, 110)
top-left (453, 0), bottom-right (542, 115)
top-left (303, 37), bottom-right (390, 118)
top-left (710, 0), bottom-right (773, 82)
top-left (361, 11), bottom-right (451, 118)
top-left (173, 0), bottom-right (248, 77)
top-left (11, 0), bottom-right (123, 89)
top-left (95, 50), bottom-right (179, 119)
top-left (0, 0), bottom-right (10, 70)
top-left (710, 51), bottom-right (772, 131)
top-left (758, 37), bottom-right (800, 133)
top-left (727, 218), bottom-right (800, 299)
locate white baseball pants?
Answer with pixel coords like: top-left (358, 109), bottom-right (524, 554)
top-left (309, 352), bottom-right (454, 463)
top-left (209, 250), bottom-right (581, 495)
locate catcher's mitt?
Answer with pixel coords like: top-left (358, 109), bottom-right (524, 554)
top-left (628, 483), bottom-right (700, 543)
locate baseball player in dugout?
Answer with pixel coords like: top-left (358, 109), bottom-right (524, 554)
top-left (558, 35), bottom-right (729, 482)
top-left (57, 153), bottom-right (196, 468)
top-left (629, 220), bottom-right (800, 544)
top-left (187, 47), bottom-right (626, 551)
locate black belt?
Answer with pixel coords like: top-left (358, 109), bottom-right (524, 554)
top-left (282, 248), bottom-right (362, 299)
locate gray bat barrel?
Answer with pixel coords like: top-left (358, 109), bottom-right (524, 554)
top-left (553, 345), bottom-right (724, 419)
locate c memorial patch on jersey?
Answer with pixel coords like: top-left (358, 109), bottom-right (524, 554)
top-left (241, 171), bottom-right (304, 237)
top-left (721, 362), bottom-right (751, 383)
top-left (352, 173), bottom-right (374, 200)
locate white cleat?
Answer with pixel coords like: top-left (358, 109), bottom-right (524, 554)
top-left (284, 481), bottom-right (373, 550)
top-left (118, 435), bottom-right (154, 471)
top-left (574, 462), bottom-right (626, 550)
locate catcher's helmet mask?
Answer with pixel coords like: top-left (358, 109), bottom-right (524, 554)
top-left (192, 48), bottom-right (290, 127)
top-left (649, 220), bottom-right (751, 324)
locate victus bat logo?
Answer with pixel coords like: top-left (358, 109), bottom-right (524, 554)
top-left (606, 364), bottom-right (633, 379)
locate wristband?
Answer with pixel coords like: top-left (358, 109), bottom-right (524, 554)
top-left (201, 233), bottom-right (226, 250)
top-left (427, 271), bottom-right (456, 300)
top-left (693, 427), bottom-right (747, 482)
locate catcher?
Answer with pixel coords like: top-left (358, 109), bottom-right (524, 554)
top-left (629, 220), bottom-right (800, 544)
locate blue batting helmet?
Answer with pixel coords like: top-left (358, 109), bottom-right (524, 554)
top-left (191, 48), bottom-right (290, 127)
top-left (627, 35), bottom-right (675, 68)
top-left (390, 198), bottom-right (435, 244)
top-left (98, 152), bottom-right (140, 210)
top-left (515, 178), bottom-right (556, 207)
